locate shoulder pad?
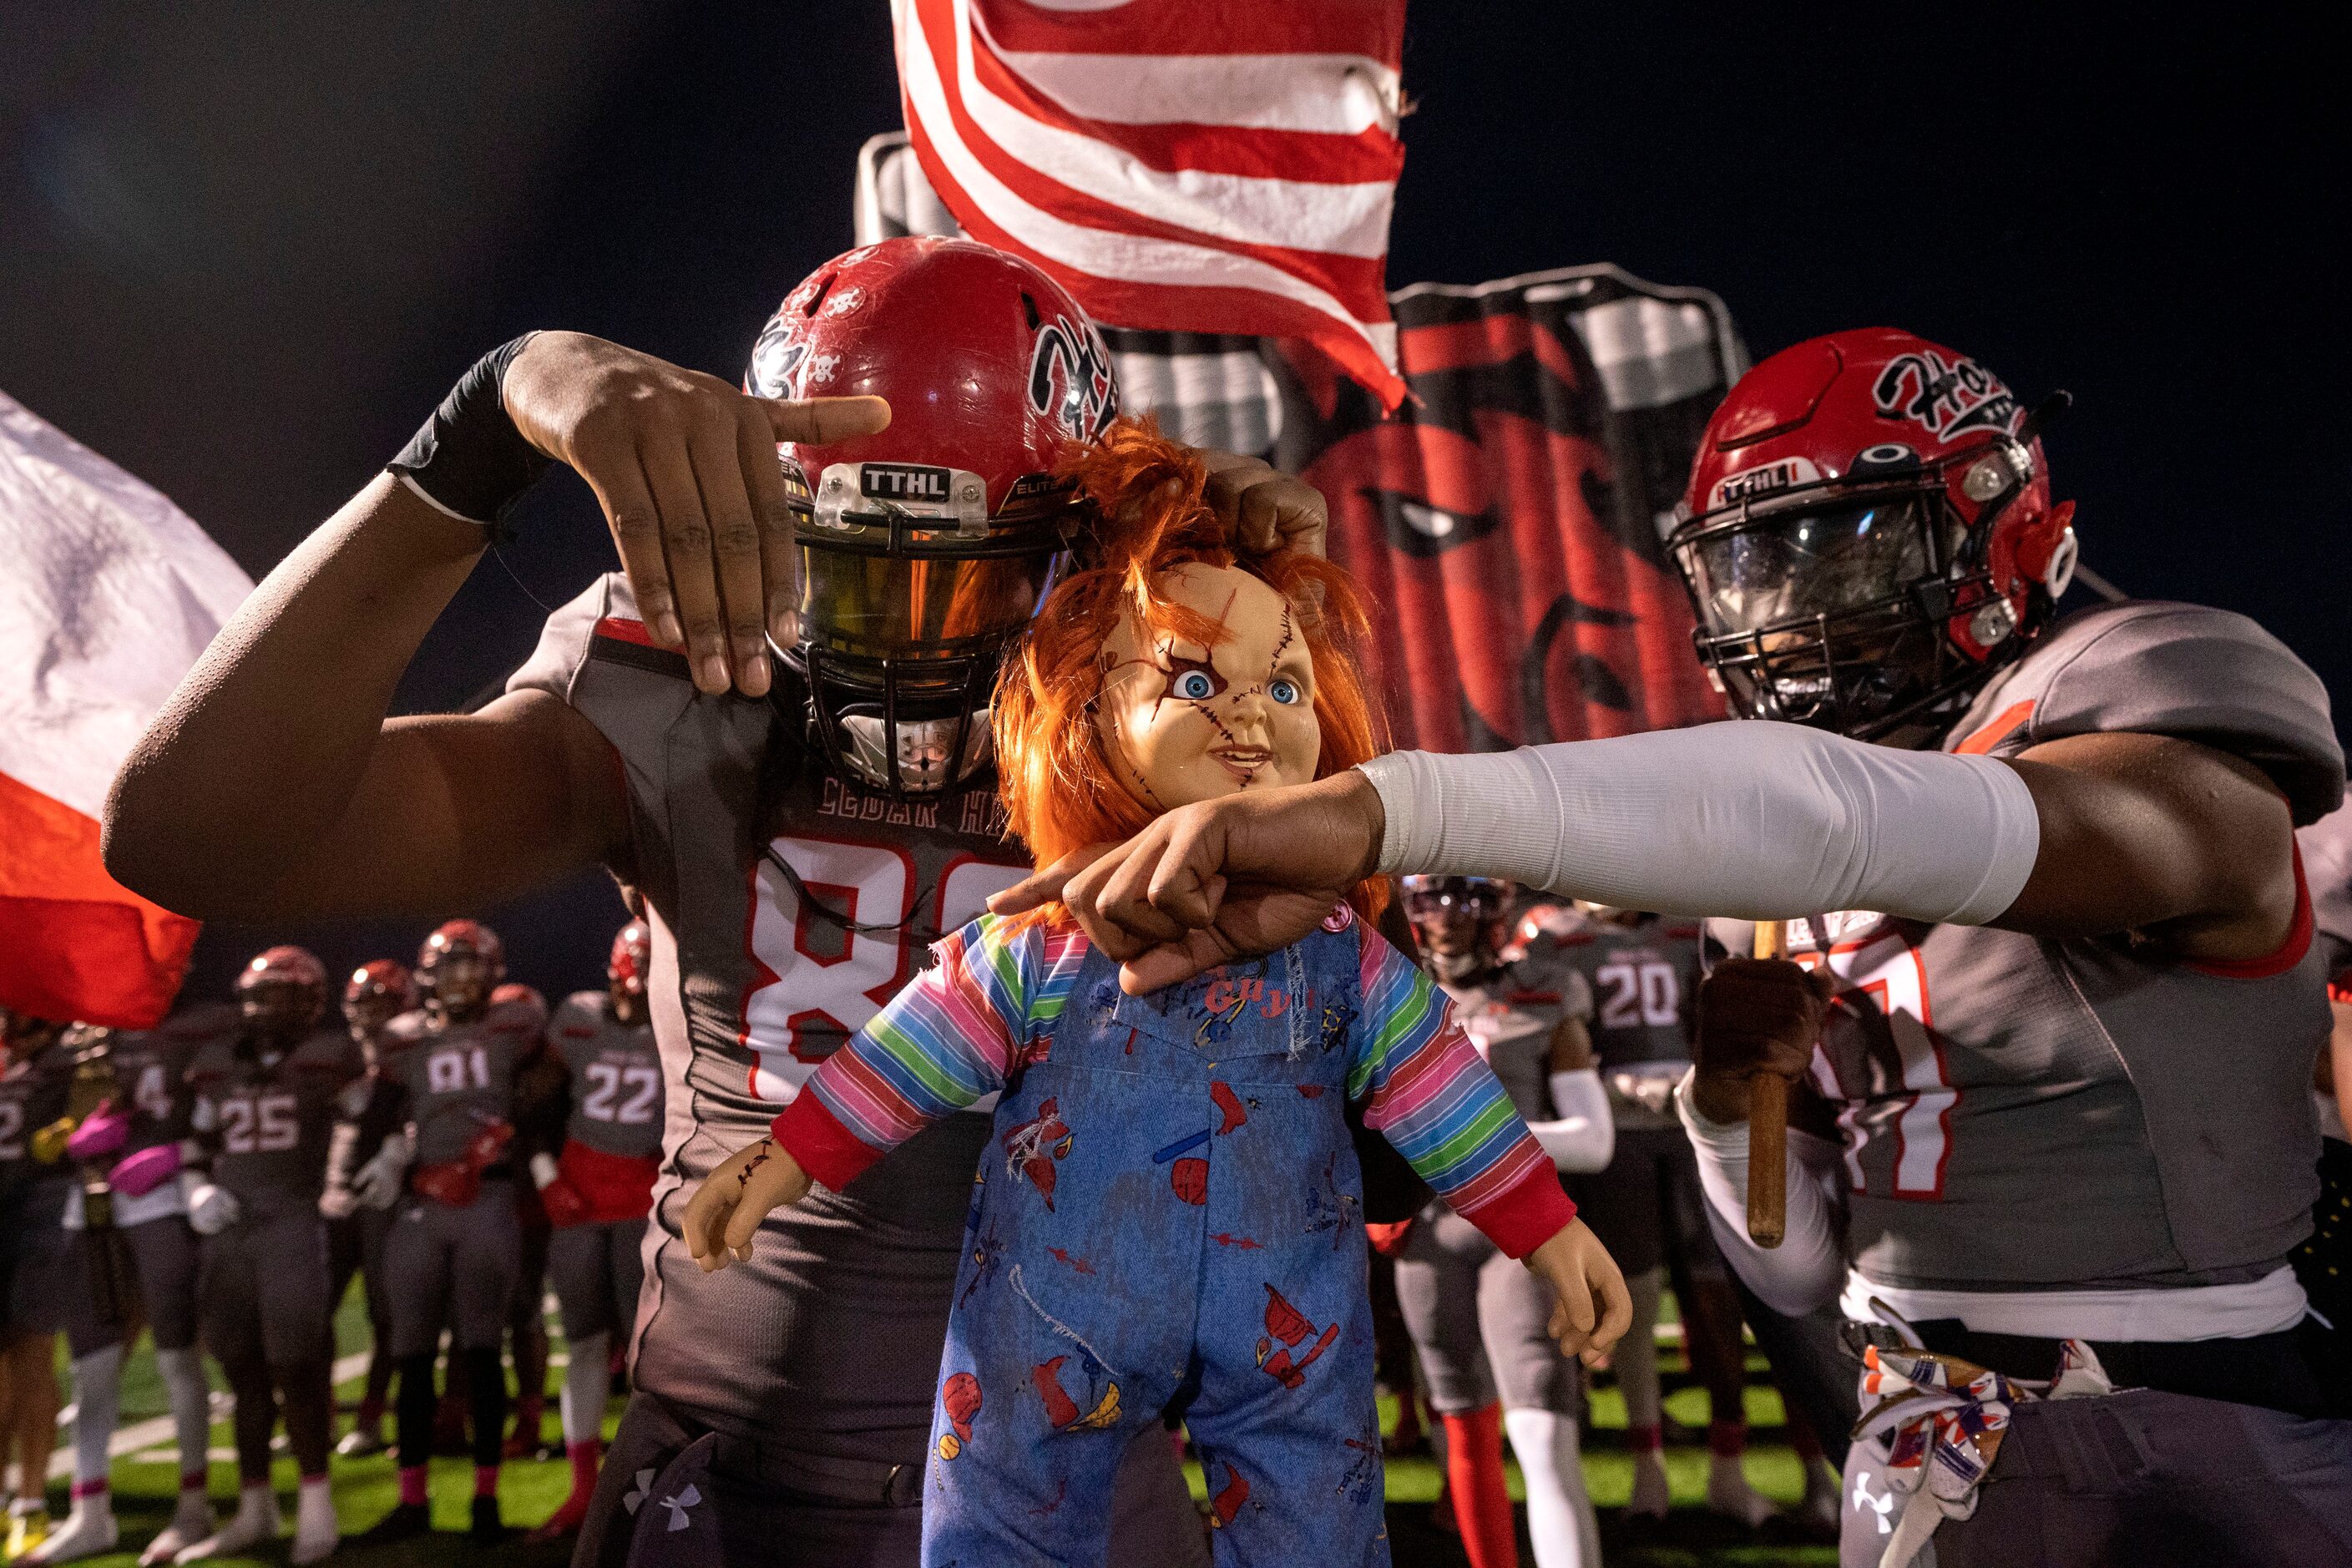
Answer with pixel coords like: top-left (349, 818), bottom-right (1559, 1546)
top-left (1953, 600), bottom-right (2344, 825)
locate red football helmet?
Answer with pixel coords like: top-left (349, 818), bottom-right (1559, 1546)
top-left (343, 959), bottom-right (416, 1033)
top-left (236, 945), bottom-right (328, 1035)
top-left (1400, 875), bottom-right (1514, 984)
top-left (1669, 328), bottom-right (2076, 739)
top-left (744, 236), bottom-right (1120, 794)
top-left (608, 920), bottom-right (650, 999)
top-left (418, 918), bottom-right (505, 1016)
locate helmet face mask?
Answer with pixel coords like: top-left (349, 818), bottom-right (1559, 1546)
top-left (417, 920), bottom-right (503, 1021)
top-left (1673, 330), bottom-right (2071, 743)
top-left (1673, 475), bottom-right (2020, 739)
top-left (1401, 875), bottom-right (1514, 984)
top-left (777, 526), bottom-right (1069, 794)
top-left (236, 945), bottom-right (327, 1040)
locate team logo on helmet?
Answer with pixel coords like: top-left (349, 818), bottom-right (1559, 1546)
top-left (1870, 349), bottom-right (2021, 442)
top-left (747, 315), bottom-right (808, 400)
top-left (1028, 315), bottom-right (1119, 443)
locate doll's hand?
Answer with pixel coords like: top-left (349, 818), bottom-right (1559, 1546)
top-left (1524, 1217), bottom-right (1633, 1367)
top-left (681, 1136), bottom-right (812, 1272)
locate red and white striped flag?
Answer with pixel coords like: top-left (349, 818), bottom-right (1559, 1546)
top-left (0, 391), bottom-right (250, 1028)
top-left (894, 0), bottom-right (1409, 410)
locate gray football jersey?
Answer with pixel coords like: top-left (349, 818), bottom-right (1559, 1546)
top-left (1437, 962), bottom-right (1590, 1124)
top-left (548, 993), bottom-right (664, 1160)
top-left (187, 1029), bottom-right (362, 1216)
top-left (1712, 600), bottom-right (2344, 1293)
top-left (506, 574), bottom-right (1030, 1449)
top-left (380, 994), bottom-right (544, 1166)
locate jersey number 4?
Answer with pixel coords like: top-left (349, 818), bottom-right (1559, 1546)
top-left (741, 837), bottom-right (1026, 1100)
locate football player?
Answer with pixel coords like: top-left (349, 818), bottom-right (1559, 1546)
top-left (321, 961), bottom-right (414, 1460)
top-left (1395, 876), bottom-right (1611, 1568)
top-left (359, 922), bottom-right (544, 1545)
top-left (492, 979), bottom-right (556, 1467)
top-left (180, 946), bottom-right (360, 1565)
top-left (0, 1009), bottom-right (73, 1561)
top-left (1008, 327), bottom-right (2352, 1562)
top-left (104, 235), bottom-right (1321, 1567)
top-left (1510, 900), bottom-right (1780, 1527)
top-left (31, 1007), bottom-right (225, 1565)
top-left (520, 919), bottom-right (661, 1541)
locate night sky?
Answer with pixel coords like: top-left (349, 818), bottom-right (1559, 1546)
top-left (3, 3), bottom-right (2339, 1004)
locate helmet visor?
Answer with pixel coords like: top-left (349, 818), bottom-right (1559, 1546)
top-left (1677, 493), bottom-right (1953, 638)
top-left (796, 543), bottom-right (1066, 663)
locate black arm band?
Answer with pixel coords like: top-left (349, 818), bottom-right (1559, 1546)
top-left (386, 333), bottom-right (552, 529)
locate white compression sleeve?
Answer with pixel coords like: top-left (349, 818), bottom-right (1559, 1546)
top-left (1358, 720), bottom-right (2040, 925)
top-left (1525, 1070), bottom-right (1614, 1172)
top-left (1674, 1073), bottom-right (1848, 1317)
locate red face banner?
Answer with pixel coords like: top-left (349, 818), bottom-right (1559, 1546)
top-left (1277, 268), bottom-right (1737, 751)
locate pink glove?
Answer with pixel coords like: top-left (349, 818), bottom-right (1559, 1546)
top-left (66, 1100), bottom-right (129, 1161)
top-left (109, 1143), bottom-right (182, 1197)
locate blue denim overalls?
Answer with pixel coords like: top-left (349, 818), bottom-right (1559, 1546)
top-left (921, 917), bottom-right (1388, 1566)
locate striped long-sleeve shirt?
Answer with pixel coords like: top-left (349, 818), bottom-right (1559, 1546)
top-left (771, 913), bottom-right (1577, 1259)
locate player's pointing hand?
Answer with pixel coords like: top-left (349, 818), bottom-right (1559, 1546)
top-left (503, 331), bottom-right (889, 700)
top-left (989, 770), bottom-right (1388, 993)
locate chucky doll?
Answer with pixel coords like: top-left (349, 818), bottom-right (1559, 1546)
top-left (685, 422), bottom-right (1630, 1565)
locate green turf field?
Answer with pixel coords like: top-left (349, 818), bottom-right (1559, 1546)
top-left (11, 1287), bottom-right (1837, 1566)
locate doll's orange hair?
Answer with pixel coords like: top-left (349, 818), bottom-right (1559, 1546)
top-left (994, 418), bottom-right (1390, 922)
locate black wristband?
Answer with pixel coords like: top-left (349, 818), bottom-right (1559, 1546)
top-left (386, 333), bottom-right (552, 530)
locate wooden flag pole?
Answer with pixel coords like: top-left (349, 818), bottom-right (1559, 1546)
top-left (1746, 918), bottom-right (1789, 1248)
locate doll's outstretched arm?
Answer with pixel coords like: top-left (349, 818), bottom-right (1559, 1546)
top-left (762, 913), bottom-right (1083, 1191)
top-left (1351, 933), bottom-right (1581, 1251)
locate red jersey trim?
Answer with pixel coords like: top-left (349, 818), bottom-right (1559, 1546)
top-left (1468, 1166), bottom-right (1579, 1260)
top-left (771, 1090), bottom-right (886, 1191)
top-left (1955, 699), bottom-right (2036, 756)
top-left (593, 615), bottom-right (657, 649)
top-left (2185, 842), bottom-right (2312, 980)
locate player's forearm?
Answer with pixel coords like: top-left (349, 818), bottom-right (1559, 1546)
top-left (1675, 1074), bottom-right (1846, 1314)
top-left (104, 475), bottom-right (486, 917)
top-left (1358, 721), bottom-right (2040, 927)
top-left (1525, 1069), bottom-right (1612, 1172)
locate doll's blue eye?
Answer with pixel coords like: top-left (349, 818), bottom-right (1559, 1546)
top-left (1174, 670), bottom-right (1216, 701)
top-left (1268, 678), bottom-right (1301, 705)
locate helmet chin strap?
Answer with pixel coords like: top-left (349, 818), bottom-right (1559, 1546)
top-left (838, 709), bottom-right (994, 794)
top-left (1427, 948), bottom-right (1499, 985)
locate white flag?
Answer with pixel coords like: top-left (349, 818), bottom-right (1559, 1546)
top-left (0, 389), bottom-right (251, 1027)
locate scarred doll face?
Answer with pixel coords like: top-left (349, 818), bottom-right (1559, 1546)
top-left (1097, 563), bottom-right (1320, 810)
